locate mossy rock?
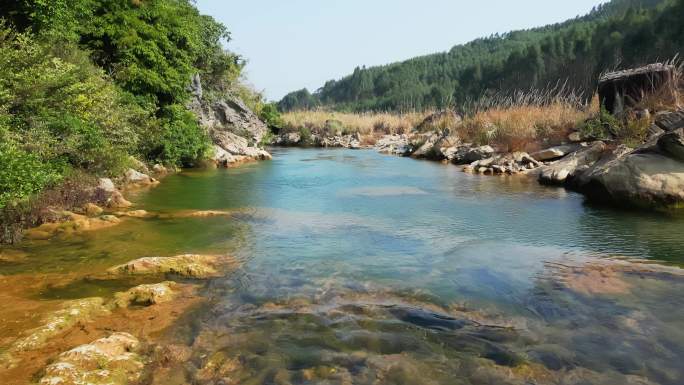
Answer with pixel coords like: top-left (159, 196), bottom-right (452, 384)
top-left (39, 333), bottom-right (144, 385)
top-left (107, 254), bottom-right (235, 279)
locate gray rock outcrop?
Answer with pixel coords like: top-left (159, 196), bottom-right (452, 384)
top-left (188, 74), bottom-right (271, 166)
top-left (538, 142), bottom-right (607, 185)
top-left (571, 130), bottom-right (684, 208)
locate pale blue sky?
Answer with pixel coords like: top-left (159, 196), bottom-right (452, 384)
top-left (196, 0), bottom-right (607, 100)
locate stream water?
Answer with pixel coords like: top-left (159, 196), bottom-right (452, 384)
top-left (2, 148), bottom-right (684, 384)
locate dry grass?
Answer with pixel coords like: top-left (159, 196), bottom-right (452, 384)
top-left (281, 110), bottom-right (426, 136)
top-left (281, 95), bottom-right (595, 153)
top-left (459, 101), bottom-right (594, 152)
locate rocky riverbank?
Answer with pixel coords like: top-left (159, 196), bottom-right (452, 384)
top-left (271, 108), bottom-right (684, 211)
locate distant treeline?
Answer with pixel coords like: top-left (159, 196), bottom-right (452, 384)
top-left (279, 0), bottom-right (683, 112)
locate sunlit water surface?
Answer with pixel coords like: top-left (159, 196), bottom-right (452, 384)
top-left (3, 148), bottom-right (684, 385)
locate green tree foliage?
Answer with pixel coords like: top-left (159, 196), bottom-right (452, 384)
top-left (0, 26), bottom-right (145, 208)
top-left (279, 0), bottom-right (680, 112)
top-left (0, 1), bottom-right (245, 209)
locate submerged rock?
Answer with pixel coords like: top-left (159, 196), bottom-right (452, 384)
top-left (115, 210), bottom-right (150, 218)
top-left (113, 282), bottom-right (178, 308)
top-left (0, 249), bottom-right (28, 262)
top-left (23, 212), bottom-right (122, 240)
top-left (39, 333), bottom-right (144, 385)
top-left (389, 306), bottom-right (472, 331)
top-left (2, 298), bottom-right (110, 368)
top-left (107, 254), bottom-right (236, 279)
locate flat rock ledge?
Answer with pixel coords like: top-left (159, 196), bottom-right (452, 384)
top-left (2, 298), bottom-right (110, 369)
top-left (107, 254), bottom-right (237, 279)
top-left (39, 333), bottom-right (144, 385)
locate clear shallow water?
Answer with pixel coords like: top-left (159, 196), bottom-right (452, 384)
top-left (3, 148), bottom-right (684, 384)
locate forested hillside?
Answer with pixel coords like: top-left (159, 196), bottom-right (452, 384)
top-left (0, 0), bottom-right (249, 210)
top-left (279, 0), bottom-right (682, 112)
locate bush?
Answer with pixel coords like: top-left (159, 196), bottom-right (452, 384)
top-left (0, 142), bottom-right (63, 209)
top-left (0, 26), bottom-right (151, 209)
top-left (148, 105), bottom-right (210, 166)
top-left (259, 103), bottom-right (284, 130)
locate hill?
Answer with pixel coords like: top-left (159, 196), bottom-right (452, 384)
top-left (279, 0), bottom-right (682, 112)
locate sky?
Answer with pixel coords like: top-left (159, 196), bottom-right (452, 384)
top-left (196, 0), bottom-right (607, 101)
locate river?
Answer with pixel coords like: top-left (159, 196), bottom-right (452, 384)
top-left (2, 148), bottom-right (684, 384)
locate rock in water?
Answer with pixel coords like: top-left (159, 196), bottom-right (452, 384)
top-left (107, 254), bottom-right (236, 278)
top-left (39, 333), bottom-right (144, 385)
top-left (2, 298), bottom-right (110, 368)
top-left (575, 151), bottom-right (684, 209)
top-left (538, 142), bottom-right (606, 185)
top-left (113, 282), bottom-right (178, 308)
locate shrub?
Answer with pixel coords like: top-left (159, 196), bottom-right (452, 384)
top-left (259, 102), bottom-right (284, 130)
top-left (148, 104), bottom-right (210, 166)
top-left (0, 141), bottom-right (63, 209)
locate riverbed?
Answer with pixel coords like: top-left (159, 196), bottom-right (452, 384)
top-left (2, 148), bottom-right (684, 384)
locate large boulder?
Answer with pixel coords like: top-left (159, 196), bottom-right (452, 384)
top-left (575, 152), bottom-right (684, 209)
top-left (538, 142), bottom-right (607, 185)
top-left (564, 128), bottom-right (684, 209)
top-left (566, 145), bottom-right (634, 190)
top-left (463, 145), bottom-right (495, 163)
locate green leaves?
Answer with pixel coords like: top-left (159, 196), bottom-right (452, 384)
top-left (0, 141), bottom-right (63, 209)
